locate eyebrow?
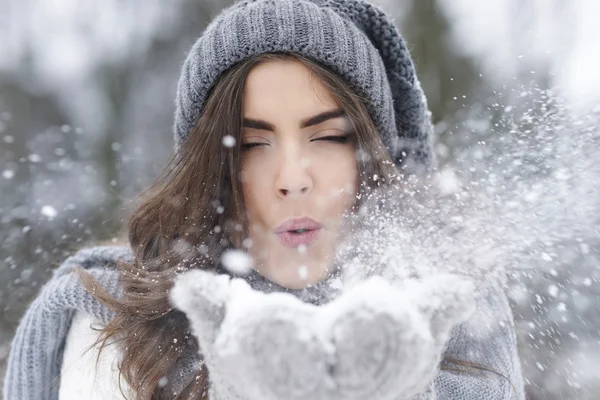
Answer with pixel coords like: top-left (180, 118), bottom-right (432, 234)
top-left (242, 109), bottom-right (346, 131)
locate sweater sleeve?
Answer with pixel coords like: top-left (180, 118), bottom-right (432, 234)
top-left (2, 246), bottom-right (130, 400)
top-left (432, 283), bottom-right (525, 400)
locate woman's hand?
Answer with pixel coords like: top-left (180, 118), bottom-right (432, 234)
top-left (170, 271), bottom-right (476, 400)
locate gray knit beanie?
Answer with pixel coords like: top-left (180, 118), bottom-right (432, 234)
top-left (173, 0), bottom-right (435, 172)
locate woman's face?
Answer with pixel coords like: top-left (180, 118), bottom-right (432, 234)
top-left (240, 59), bottom-right (358, 289)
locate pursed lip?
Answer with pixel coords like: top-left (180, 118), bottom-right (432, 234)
top-left (274, 217), bottom-right (323, 248)
top-left (273, 217), bottom-right (323, 234)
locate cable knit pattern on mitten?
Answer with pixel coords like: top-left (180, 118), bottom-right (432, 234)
top-left (171, 271), bottom-right (482, 400)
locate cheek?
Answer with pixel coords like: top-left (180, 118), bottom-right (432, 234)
top-left (240, 150), bottom-right (277, 184)
top-left (317, 148), bottom-right (358, 189)
top-left (240, 158), bottom-right (271, 222)
top-left (313, 149), bottom-right (359, 210)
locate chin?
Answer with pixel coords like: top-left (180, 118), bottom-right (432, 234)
top-left (250, 239), bottom-right (334, 288)
top-left (269, 259), bottom-right (331, 289)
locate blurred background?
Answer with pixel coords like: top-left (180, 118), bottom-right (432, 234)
top-left (2, 0), bottom-right (600, 398)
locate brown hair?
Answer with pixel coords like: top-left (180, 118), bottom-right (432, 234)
top-left (77, 52), bottom-right (400, 399)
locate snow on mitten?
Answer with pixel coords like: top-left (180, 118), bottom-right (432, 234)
top-left (171, 270), bottom-right (476, 400)
top-left (323, 274), bottom-right (475, 400)
top-left (169, 271), bottom-right (246, 399)
top-left (216, 283), bottom-right (333, 400)
top-left (170, 270), bottom-right (332, 400)
top-left (405, 274), bottom-right (477, 350)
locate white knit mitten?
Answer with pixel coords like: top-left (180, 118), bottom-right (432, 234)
top-left (170, 271), bottom-right (475, 400)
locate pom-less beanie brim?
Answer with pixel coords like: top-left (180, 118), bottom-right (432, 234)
top-left (173, 0), bottom-right (435, 172)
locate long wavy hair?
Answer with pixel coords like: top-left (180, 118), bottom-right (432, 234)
top-left (77, 52), bottom-right (513, 399)
top-left (77, 52), bottom-right (402, 399)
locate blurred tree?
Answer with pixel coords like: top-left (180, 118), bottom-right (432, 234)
top-left (393, 0), bottom-right (496, 166)
top-left (400, 0), bottom-right (484, 124)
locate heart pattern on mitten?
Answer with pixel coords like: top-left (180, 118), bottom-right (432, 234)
top-left (171, 271), bottom-right (475, 400)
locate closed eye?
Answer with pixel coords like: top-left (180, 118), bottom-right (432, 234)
top-left (241, 142), bottom-right (268, 151)
top-left (312, 134), bottom-right (352, 144)
top-left (242, 134), bottom-right (353, 151)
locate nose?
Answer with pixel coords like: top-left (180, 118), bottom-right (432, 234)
top-left (275, 152), bottom-right (313, 198)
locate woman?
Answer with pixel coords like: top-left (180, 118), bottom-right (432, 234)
top-left (3, 0), bottom-right (525, 399)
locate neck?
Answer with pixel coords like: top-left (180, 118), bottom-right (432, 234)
top-left (217, 265), bottom-right (342, 306)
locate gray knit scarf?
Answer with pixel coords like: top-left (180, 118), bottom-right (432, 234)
top-left (3, 245), bottom-right (525, 399)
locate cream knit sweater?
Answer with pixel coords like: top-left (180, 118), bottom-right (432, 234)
top-left (59, 311), bottom-right (130, 400)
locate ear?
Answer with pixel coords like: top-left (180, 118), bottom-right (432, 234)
top-left (406, 274), bottom-right (477, 348)
top-left (170, 269), bottom-right (232, 347)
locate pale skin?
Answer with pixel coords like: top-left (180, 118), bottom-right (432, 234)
top-left (240, 59), bottom-right (359, 289)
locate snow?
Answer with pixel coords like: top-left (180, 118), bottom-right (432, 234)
top-left (297, 265), bottom-right (308, 280)
top-left (158, 376), bottom-right (168, 388)
top-left (220, 249), bottom-right (253, 276)
top-left (222, 135), bottom-right (236, 148)
top-left (40, 205), bottom-right (57, 219)
top-left (170, 269), bottom-right (475, 400)
top-left (27, 154), bottom-right (41, 163)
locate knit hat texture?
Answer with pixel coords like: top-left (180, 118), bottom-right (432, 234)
top-left (173, 0), bottom-right (435, 171)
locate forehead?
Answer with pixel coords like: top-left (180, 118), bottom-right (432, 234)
top-left (242, 59), bottom-right (339, 117)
